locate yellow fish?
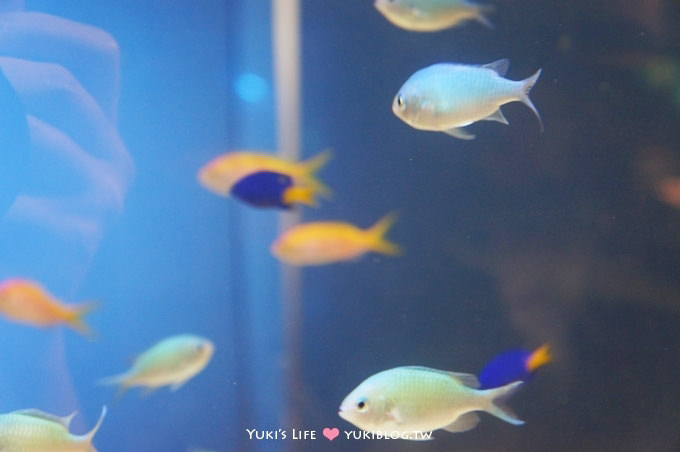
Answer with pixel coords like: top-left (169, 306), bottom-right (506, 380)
top-left (0, 406), bottom-right (106, 451)
top-left (197, 149), bottom-right (332, 198)
top-left (98, 334), bottom-right (214, 396)
top-left (271, 212), bottom-right (401, 266)
top-left (0, 279), bottom-right (97, 337)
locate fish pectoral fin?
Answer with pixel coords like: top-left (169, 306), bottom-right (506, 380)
top-left (482, 109), bottom-right (509, 125)
top-left (443, 127), bottom-right (476, 140)
top-left (386, 406), bottom-right (404, 424)
top-left (442, 412), bottom-right (480, 433)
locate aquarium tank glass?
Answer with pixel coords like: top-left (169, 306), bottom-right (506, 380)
top-left (0, 0), bottom-right (679, 451)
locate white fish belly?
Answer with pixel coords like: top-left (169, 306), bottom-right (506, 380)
top-left (405, 65), bottom-right (519, 130)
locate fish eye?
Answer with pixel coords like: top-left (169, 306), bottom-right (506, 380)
top-left (396, 95), bottom-right (405, 109)
top-left (357, 397), bottom-right (368, 410)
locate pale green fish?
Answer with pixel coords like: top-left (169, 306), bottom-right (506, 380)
top-left (374, 0), bottom-right (493, 31)
top-left (338, 366), bottom-right (523, 439)
top-left (0, 406), bottom-right (106, 451)
top-left (393, 59), bottom-right (543, 140)
top-left (98, 334), bottom-right (214, 395)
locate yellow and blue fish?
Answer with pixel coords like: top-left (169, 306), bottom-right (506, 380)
top-left (198, 149), bottom-right (331, 198)
top-left (478, 344), bottom-right (552, 389)
top-left (231, 170), bottom-right (317, 209)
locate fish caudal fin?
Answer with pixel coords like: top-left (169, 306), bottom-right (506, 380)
top-left (474, 4), bottom-right (494, 28)
top-left (526, 344), bottom-right (552, 372)
top-left (283, 186), bottom-right (318, 207)
top-left (300, 149), bottom-right (333, 199)
top-left (96, 373), bottom-right (132, 399)
top-left (67, 301), bottom-right (99, 339)
top-left (366, 211), bottom-right (402, 256)
top-left (483, 380), bottom-right (525, 425)
top-left (518, 68), bottom-right (543, 132)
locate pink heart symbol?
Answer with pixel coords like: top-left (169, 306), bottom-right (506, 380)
top-left (323, 427), bottom-right (339, 441)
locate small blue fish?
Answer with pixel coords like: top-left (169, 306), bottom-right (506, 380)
top-left (393, 59), bottom-right (542, 139)
top-left (230, 171), bottom-right (317, 209)
top-left (478, 344), bottom-right (551, 389)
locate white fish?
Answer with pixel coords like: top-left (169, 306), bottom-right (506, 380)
top-left (338, 366), bottom-right (523, 439)
top-left (393, 59), bottom-right (543, 139)
top-left (98, 334), bottom-right (214, 396)
top-left (375, 0), bottom-right (493, 31)
top-left (0, 406), bottom-right (106, 451)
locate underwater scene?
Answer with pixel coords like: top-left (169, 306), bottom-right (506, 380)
top-left (0, 0), bottom-right (680, 451)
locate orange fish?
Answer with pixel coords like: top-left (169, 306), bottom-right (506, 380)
top-left (0, 279), bottom-right (97, 337)
top-left (197, 149), bottom-right (332, 198)
top-left (271, 212), bottom-right (402, 266)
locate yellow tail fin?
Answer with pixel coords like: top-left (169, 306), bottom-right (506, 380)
top-left (283, 186), bottom-right (318, 207)
top-left (299, 149), bottom-right (332, 199)
top-left (67, 301), bottom-right (99, 340)
top-left (366, 211), bottom-right (402, 256)
top-left (526, 344), bottom-right (552, 372)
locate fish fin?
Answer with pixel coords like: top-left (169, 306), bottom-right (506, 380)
top-left (282, 186), bottom-right (318, 207)
top-left (518, 68), bottom-right (543, 132)
top-left (526, 344), bottom-right (552, 372)
top-left (170, 380), bottom-right (187, 392)
top-left (474, 4), bottom-right (494, 29)
top-left (446, 371), bottom-right (480, 389)
top-left (482, 58), bottom-right (509, 77)
top-left (443, 412), bottom-right (480, 433)
top-left (67, 301), bottom-right (99, 340)
top-left (483, 381), bottom-right (525, 425)
top-left (96, 373), bottom-right (131, 399)
top-left (300, 148), bottom-right (333, 199)
top-left (83, 406), bottom-right (107, 444)
top-left (12, 409), bottom-right (77, 430)
top-left (366, 211), bottom-right (402, 256)
top-left (444, 127), bottom-right (476, 140)
top-left (482, 109), bottom-right (509, 124)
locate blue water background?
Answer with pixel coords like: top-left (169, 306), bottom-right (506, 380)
top-left (0, 1), bottom-right (679, 452)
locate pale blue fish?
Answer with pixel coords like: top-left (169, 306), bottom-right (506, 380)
top-left (393, 59), bottom-right (543, 139)
top-left (98, 334), bottom-right (214, 396)
top-left (0, 406), bottom-right (106, 451)
top-left (375, 0), bottom-right (493, 31)
top-left (339, 366), bottom-right (523, 440)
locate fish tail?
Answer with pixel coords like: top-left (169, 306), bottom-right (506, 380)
top-left (519, 68), bottom-right (543, 132)
top-left (526, 344), bottom-right (552, 372)
top-left (67, 301), bottom-right (98, 339)
top-left (483, 380), bottom-right (525, 425)
top-left (366, 211), bottom-right (402, 256)
top-left (300, 148), bottom-right (333, 199)
top-left (96, 373), bottom-right (131, 399)
top-left (83, 405), bottom-right (107, 444)
top-left (474, 3), bottom-right (494, 28)
top-left (283, 186), bottom-right (318, 207)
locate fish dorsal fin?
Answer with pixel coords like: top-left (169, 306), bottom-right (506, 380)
top-left (444, 371), bottom-right (480, 388)
top-left (12, 409), bottom-right (77, 429)
top-left (482, 58), bottom-right (509, 76)
top-left (401, 366), bottom-right (480, 388)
